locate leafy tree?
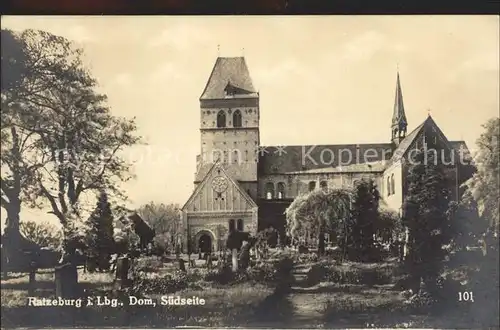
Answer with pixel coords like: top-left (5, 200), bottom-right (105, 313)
top-left (403, 148), bottom-right (454, 293)
top-left (377, 207), bottom-right (402, 244)
top-left (2, 29), bottom-right (141, 262)
top-left (86, 190), bottom-right (115, 271)
top-left (1, 29), bottom-right (28, 96)
top-left (350, 179), bottom-right (380, 257)
top-left (1, 29), bottom-right (84, 266)
top-left (136, 202), bottom-right (181, 251)
top-left (285, 192), bottom-right (316, 246)
top-left (19, 220), bottom-right (62, 249)
top-left (464, 117), bottom-right (499, 233)
top-left (5, 31), bottom-right (142, 259)
top-left (285, 188), bottom-right (352, 256)
top-left (1, 29), bottom-right (66, 239)
top-left (447, 190), bottom-right (488, 252)
top-left (113, 208), bottom-right (139, 255)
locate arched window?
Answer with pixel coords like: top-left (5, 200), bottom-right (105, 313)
top-left (233, 110), bottom-right (242, 128)
top-left (229, 219), bottom-right (235, 232)
top-left (308, 181), bottom-right (316, 192)
top-left (320, 180), bottom-right (328, 191)
top-left (391, 174), bottom-right (395, 196)
top-left (387, 176), bottom-right (391, 196)
top-left (237, 219), bottom-right (244, 231)
top-left (265, 182), bottom-right (274, 199)
top-left (217, 110), bottom-right (226, 128)
top-left (277, 182), bottom-right (286, 199)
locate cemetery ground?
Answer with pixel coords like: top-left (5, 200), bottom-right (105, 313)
top-left (0, 249), bottom-right (490, 329)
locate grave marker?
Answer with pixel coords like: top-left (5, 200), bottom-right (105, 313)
top-left (55, 263), bottom-right (78, 298)
top-left (114, 257), bottom-right (130, 289)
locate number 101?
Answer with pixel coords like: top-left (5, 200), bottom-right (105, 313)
top-left (458, 291), bottom-right (474, 302)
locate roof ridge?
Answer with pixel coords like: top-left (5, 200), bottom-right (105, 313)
top-left (261, 143), bottom-right (393, 148)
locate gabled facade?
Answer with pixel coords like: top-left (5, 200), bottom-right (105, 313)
top-left (181, 56), bottom-right (473, 253)
top-left (181, 161), bottom-right (258, 253)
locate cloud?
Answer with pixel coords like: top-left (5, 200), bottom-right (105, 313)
top-left (149, 62), bottom-right (188, 84)
top-left (147, 24), bottom-right (211, 50)
top-left (461, 51), bottom-right (499, 72)
top-left (253, 58), bottom-right (313, 86)
top-left (340, 30), bottom-right (386, 62)
top-left (111, 73), bottom-right (133, 86)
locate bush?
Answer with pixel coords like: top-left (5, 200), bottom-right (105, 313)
top-left (246, 262), bottom-right (278, 284)
top-left (132, 256), bottom-right (164, 273)
top-left (152, 233), bottom-right (170, 256)
top-left (324, 265), bottom-right (393, 286)
top-left (305, 264), bottom-right (327, 286)
top-left (297, 252), bottom-right (319, 264)
top-left (130, 270), bottom-right (190, 295)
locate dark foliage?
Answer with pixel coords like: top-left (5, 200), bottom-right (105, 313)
top-left (403, 149), bottom-right (454, 294)
top-left (226, 230), bottom-right (251, 250)
top-left (86, 190), bottom-right (115, 271)
top-left (350, 179), bottom-right (380, 259)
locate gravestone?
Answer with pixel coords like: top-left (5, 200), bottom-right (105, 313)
top-left (28, 259), bottom-right (37, 296)
top-left (178, 259), bottom-right (186, 272)
top-left (298, 245), bottom-right (309, 254)
top-left (189, 259), bottom-right (196, 268)
top-left (206, 254), bottom-right (213, 269)
top-left (239, 243), bottom-right (251, 270)
top-left (398, 241), bottom-right (405, 262)
top-left (114, 257), bottom-right (130, 289)
top-left (55, 263), bottom-right (78, 298)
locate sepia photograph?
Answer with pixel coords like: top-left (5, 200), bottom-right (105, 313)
top-left (1, 16), bottom-right (499, 328)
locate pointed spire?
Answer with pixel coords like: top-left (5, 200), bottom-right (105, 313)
top-left (392, 71), bottom-right (407, 127)
top-left (391, 70), bottom-right (408, 146)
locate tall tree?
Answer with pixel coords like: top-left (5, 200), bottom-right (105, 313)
top-left (86, 190), bottom-right (115, 271)
top-left (447, 190), bottom-right (488, 252)
top-left (136, 202), bottom-right (180, 254)
top-left (285, 192), bottom-right (315, 246)
top-left (403, 149), bottom-right (454, 293)
top-left (285, 188), bottom-right (352, 256)
top-left (1, 30), bottom-right (104, 234)
top-left (26, 36), bottom-right (140, 256)
top-left (350, 179), bottom-right (380, 258)
top-left (137, 202), bottom-right (180, 240)
top-left (464, 117), bottom-right (499, 233)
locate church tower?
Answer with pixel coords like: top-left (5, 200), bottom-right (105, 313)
top-left (391, 71), bottom-right (408, 146)
top-left (196, 57), bottom-right (260, 201)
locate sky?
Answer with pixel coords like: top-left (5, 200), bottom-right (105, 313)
top-left (1, 15), bottom-right (499, 228)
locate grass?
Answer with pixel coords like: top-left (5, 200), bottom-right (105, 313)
top-left (1, 265), bottom-right (274, 328)
top-left (2, 252), bottom-right (497, 328)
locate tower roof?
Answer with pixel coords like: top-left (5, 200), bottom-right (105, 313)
top-left (200, 57), bottom-right (258, 100)
top-left (392, 72), bottom-right (407, 127)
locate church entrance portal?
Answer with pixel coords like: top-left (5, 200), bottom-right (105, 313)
top-left (198, 234), bottom-right (212, 253)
